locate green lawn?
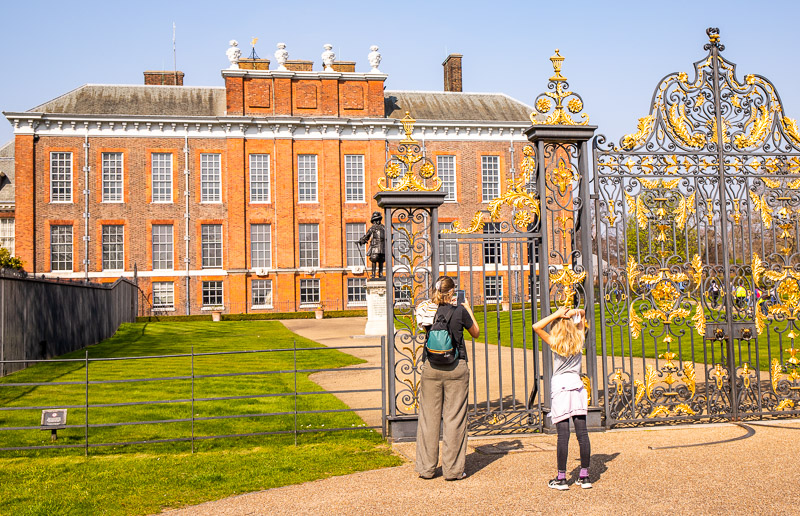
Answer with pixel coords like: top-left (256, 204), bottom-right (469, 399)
top-left (0, 321), bottom-right (401, 515)
top-left (465, 305), bottom-right (794, 371)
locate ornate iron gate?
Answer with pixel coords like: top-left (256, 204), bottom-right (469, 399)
top-left (381, 54), bottom-right (600, 437)
top-left (594, 28), bottom-right (800, 427)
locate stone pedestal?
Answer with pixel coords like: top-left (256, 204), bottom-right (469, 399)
top-left (364, 279), bottom-right (388, 336)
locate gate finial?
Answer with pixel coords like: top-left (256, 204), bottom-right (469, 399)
top-left (704, 27), bottom-right (725, 51)
top-left (530, 49), bottom-right (589, 126)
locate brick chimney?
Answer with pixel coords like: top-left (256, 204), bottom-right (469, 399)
top-left (144, 71), bottom-right (184, 86)
top-left (442, 54), bottom-right (462, 92)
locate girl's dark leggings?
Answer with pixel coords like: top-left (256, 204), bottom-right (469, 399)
top-left (556, 415), bottom-right (591, 471)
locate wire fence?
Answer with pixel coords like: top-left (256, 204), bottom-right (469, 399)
top-left (0, 338), bottom-right (386, 454)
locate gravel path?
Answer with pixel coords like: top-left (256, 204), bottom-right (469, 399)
top-left (160, 318), bottom-right (798, 515)
top-left (163, 421), bottom-right (799, 515)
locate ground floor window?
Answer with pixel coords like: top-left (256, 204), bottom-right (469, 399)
top-left (300, 279), bottom-right (320, 305)
top-left (484, 275), bottom-right (503, 301)
top-left (0, 218), bottom-right (14, 255)
top-left (347, 278), bottom-right (367, 306)
top-left (202, 281), bottom-right (223, 307)
top-left (393, 277), bottom-right (412, 305)
top-left (252, 279), bottom-right (273, 308)
top-left (152, 282), bottom-right (174, 310)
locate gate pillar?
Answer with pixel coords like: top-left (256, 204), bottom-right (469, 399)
top-left (375, 113), bottom-right (446, 441)
top-left (524, 50), bottom-right (600, 429)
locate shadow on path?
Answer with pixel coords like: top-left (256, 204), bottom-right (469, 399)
top-left (569, 452), bottom-right (620, 483)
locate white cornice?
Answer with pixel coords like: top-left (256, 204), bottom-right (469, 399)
top-left (221, 69), bottom-right (388, 81)
top-left (3, 112), bottom-right (532, 141)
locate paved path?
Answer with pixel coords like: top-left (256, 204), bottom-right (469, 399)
top-left (165, 421), bottom-right (799, 514)
top-left (161, 317), bottom-right (799, 515)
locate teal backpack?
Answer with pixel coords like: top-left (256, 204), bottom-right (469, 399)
top-left (425, 305), bottom-right (458, 365)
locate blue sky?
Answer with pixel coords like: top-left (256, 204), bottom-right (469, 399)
top-left (2, 0), bottom-right (799, 145)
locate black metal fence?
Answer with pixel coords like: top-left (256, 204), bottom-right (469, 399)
top-left (0, 271), bottom-right (138, 376)
top-left (0, 339), bottom-right (385, 454)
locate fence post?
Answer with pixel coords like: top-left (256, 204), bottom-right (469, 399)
top-left (191, 346), bottom-right (195, 454)
top-left (293, 338), bottom-right (298, 446)
top-left (380, 336), bottom-right (386, 439)
top-left (85, 349), bottom-right (89, 457)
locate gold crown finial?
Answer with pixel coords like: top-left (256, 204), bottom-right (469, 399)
top-left (400, 111), bottom-right (417, 144)
top-left (550, 49), bottom-right (566, 82)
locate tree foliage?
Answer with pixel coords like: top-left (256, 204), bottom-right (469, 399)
top-left (0, 248), bottom-right (24, 270)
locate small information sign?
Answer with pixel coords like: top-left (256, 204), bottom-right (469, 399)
top-left (40, 409), bottom-right (67, 430)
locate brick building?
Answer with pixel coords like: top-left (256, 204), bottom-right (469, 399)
top-left (4, 45), bottom-right (535, 314)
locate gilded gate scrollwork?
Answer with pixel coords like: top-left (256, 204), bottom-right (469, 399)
top-left (595, 28), bottom-right (800, 425)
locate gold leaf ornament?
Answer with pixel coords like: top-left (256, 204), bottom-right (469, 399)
top-left (667, 102), bottom-right (706, 148)
top-left (622, 115), bottom-right (655, 150)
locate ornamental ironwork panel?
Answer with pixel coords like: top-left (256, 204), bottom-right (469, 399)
top-left (594, 28), bottom-right (800, 426)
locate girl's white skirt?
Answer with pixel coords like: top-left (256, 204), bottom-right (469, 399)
top-left (549, 387), bottom-right (588, 424)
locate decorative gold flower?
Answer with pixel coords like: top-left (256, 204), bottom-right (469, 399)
top-left (567, 97), bottom-right (583, 113)
top-left (536, 98), bottom-right (551, 113)
top-left (385, 161), bottom-right (403, 178)
top-left (419, 161), bottom-right (435, 179)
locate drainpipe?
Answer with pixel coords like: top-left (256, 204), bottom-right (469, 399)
top-left (184, 129), bottom-right (191, 315)
top-left (83, 129), bottom-right (90, 282)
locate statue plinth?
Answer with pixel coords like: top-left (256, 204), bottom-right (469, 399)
top-left (364, 279), bottom-right (388, 336)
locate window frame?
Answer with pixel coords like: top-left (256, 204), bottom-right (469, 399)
top-left (101, 152), bottom-right (124, 203)
top-left (345, 223), bottom-right (367, 268)
top-left (101, 225), bottom-right (124, 271)
top-left (200, 153), bottom-right (222, 203)
top-left (50, 224), bottom-right (73, 272)
top-left (201, 224), bottom-right (224, 269)
top-left (202, 280), bottom-right (224, 307)
top-left (484, 275), bottom-right (504, 302)
top-left (250, 223), bottom-right (272, 269)
top-left (151, 153), bottom-right (173, 203)
top-left (299, 278), bottom-right (321, 306)
top-left (298, 223), bottom-right (320, 268)
top-left (151, 224), bottom-right (174, 271)
top-left (344, 154), bottom-right (365, 203)
top-left (50, 152), bottom-right (73, 203)
top-left (437, 155), bottom-right (457, 202)
top-left (249, 154), bottom-right (271, 203)
top-left (251, 279), bottom-right (273, 308)
top-left (481, 155), bottom-right (500, 203)
top-left (439, 222), bottom-right (458, 265)
top-left (297, 154), bottom-right (318, 203)
top-left (0, 218), bottom-right (14, 256)
top-left (152, 281), bottom-right (175, 311)
top-left (347, 278), bottom-right (367, 306)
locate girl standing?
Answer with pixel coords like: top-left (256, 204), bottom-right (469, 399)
top-left (533, 306), bottom-right (592, 490)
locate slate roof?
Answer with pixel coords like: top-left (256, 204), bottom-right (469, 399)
top-left (384, 91), bottom-right (533, 122)
top-left (0, 140), bottom-right (14, 208)
top-left (27, 85), bottom-right (227, 117)
top-left (23, 84), bottom-right (534, 123)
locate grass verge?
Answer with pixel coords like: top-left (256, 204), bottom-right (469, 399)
top-left (0, 321), bottom-right (402, 515)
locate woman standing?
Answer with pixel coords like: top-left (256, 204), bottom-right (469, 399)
top-left (533, 306), bottom-right (592, 490)
top-left (415, 276), bottom-right (479, 480)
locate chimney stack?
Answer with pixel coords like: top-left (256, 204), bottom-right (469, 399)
top-left (144, 71), bottom-right (184, 86)
top-left (442, 54), bottom-right (462, 92)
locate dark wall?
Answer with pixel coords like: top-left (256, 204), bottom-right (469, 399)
top-left (0, 275), bottom-right (138, 376)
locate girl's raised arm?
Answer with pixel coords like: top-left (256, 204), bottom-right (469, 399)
top-left (532, 306), bottom-right (569, 347)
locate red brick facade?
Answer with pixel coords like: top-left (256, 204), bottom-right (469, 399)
top-left (8, 61), bottom-right (534, 315)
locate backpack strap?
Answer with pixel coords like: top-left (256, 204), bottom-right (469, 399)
top-left (435, 303), bottom-right (457, 327)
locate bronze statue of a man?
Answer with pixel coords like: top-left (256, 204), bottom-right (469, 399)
top-left (359, 211), bottom-right (386, 279)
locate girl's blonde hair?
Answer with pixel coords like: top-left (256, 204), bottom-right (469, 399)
top-left (432, 276), bottom-right (455, 305)
top-left (550, 318), bottom-right (586, 357)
